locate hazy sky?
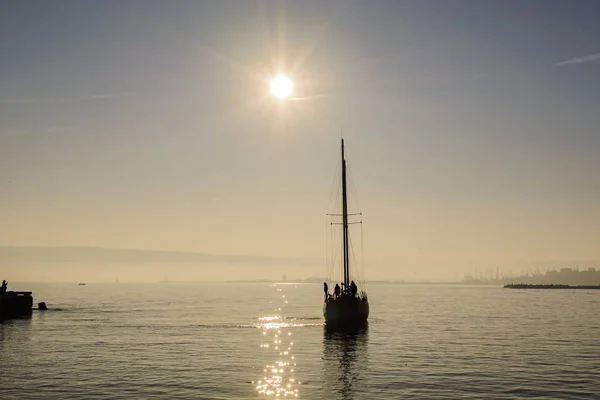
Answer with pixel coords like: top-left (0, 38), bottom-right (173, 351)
top-left (1, 1), bottom-right (599, 281)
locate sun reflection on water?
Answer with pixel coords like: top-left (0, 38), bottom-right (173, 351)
top-left (255, 285), bottom-right (300, 398)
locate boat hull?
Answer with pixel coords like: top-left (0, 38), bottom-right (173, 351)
top-left (323, 297), bottom-right (369, 329)
top-left (0, 292), bottom-right (33, 320)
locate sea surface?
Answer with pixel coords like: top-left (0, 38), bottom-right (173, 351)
top-left (1, 282), bottom-right (599, 399)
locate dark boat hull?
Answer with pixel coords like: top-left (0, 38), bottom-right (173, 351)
top-left (323, 297), bottom-right (369, 328)
top-left (0, 292), bottom-right (33, 320)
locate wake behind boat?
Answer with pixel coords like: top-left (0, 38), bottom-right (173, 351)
top-left (323, 139), bottom-right (369, 329)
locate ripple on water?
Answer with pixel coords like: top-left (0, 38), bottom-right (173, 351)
top-left (1, 283), bottom-right (599, 399)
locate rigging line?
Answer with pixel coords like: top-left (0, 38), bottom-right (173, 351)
top-left (327, 205), bottom-right (341, 280)
top-left (325, 213), bottom-right (329, 281)
top-left (336, 223), bottom-right (344, 283)
top-left (361, 219), bottom-right (366, 290)
top-left (329, 175), bottom-right (341, 226)
top-left (346, 162), bottom-right (362, 213)
top-left (329, 230), bottom-right (337, 282)
top-left (327, 216), bottom-right (333, 281)
top-left (348, 233), bottom-right (355, 280)
top-left (326, 153), bottom-right (342, 213)
top-left (329, 193), bottom-right (341, 280)
top-left (331, 225), bottom-right (339, 281)
top-left (348, 232), bottom-right (363, 286)
top-left (336, 225), bottom-right (342, 283)
top-left (347, 161), bottom-right (360, 207)
top-left (352, 223), bottom-right (366, 287)
top-left (328, 220), bottom-right (340, 282)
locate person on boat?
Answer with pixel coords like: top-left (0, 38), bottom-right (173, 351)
top-left (350, 280), bottom-right (357, 297)
top-left (324, 282), bottom-right (329, 300)
top-left (1, 280), bottom-right (7, 294)
top-left (334, 283), bottom-right (341, 299)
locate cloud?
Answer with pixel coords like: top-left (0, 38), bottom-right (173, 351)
top-left (0, 92), bottom-right (140, 104)
top-left (556, 52), bottom-right (600, 67)
top-left (0, 97), bottom-right (59, 104)
top-left (86, 92), bottom-right (140, 100)
top-left (0, 126), bottom-right (72, 138)
top-left (289, 92), bottom-right (336, 101)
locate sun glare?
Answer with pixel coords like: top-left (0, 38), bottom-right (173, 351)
top-left (269, 74), bottom-right (293, 101)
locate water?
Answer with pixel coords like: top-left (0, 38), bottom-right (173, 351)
top-left (1, 282), bottom-right (599, 399)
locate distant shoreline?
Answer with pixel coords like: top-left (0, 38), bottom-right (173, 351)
top-left (8, 279), bottom-right (598, 286)
top-left (504, 283), bottom-right (600, 290)
top-left (7, 280), bottom-right (502, 285)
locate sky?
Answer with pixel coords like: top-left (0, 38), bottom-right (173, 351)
top-left (1, 0), bottom-right (599, 282)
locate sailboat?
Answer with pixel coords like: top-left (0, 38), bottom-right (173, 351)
top-left (323, 139), bottom-right (369, 328)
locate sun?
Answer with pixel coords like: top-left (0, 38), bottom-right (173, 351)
top-left (269, 74), bottom-right (293, 101)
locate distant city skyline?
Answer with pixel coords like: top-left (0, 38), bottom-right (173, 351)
top-left (1, 1), bottom-right (599, 282)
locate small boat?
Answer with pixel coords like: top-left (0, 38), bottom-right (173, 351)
top-left (323, 139), bottom-right (369, 329)
top-left (78, 283), bottom-right (86, 286)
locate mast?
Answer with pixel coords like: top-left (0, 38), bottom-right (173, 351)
top-left (341, 139), bottom-right (350, 292)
